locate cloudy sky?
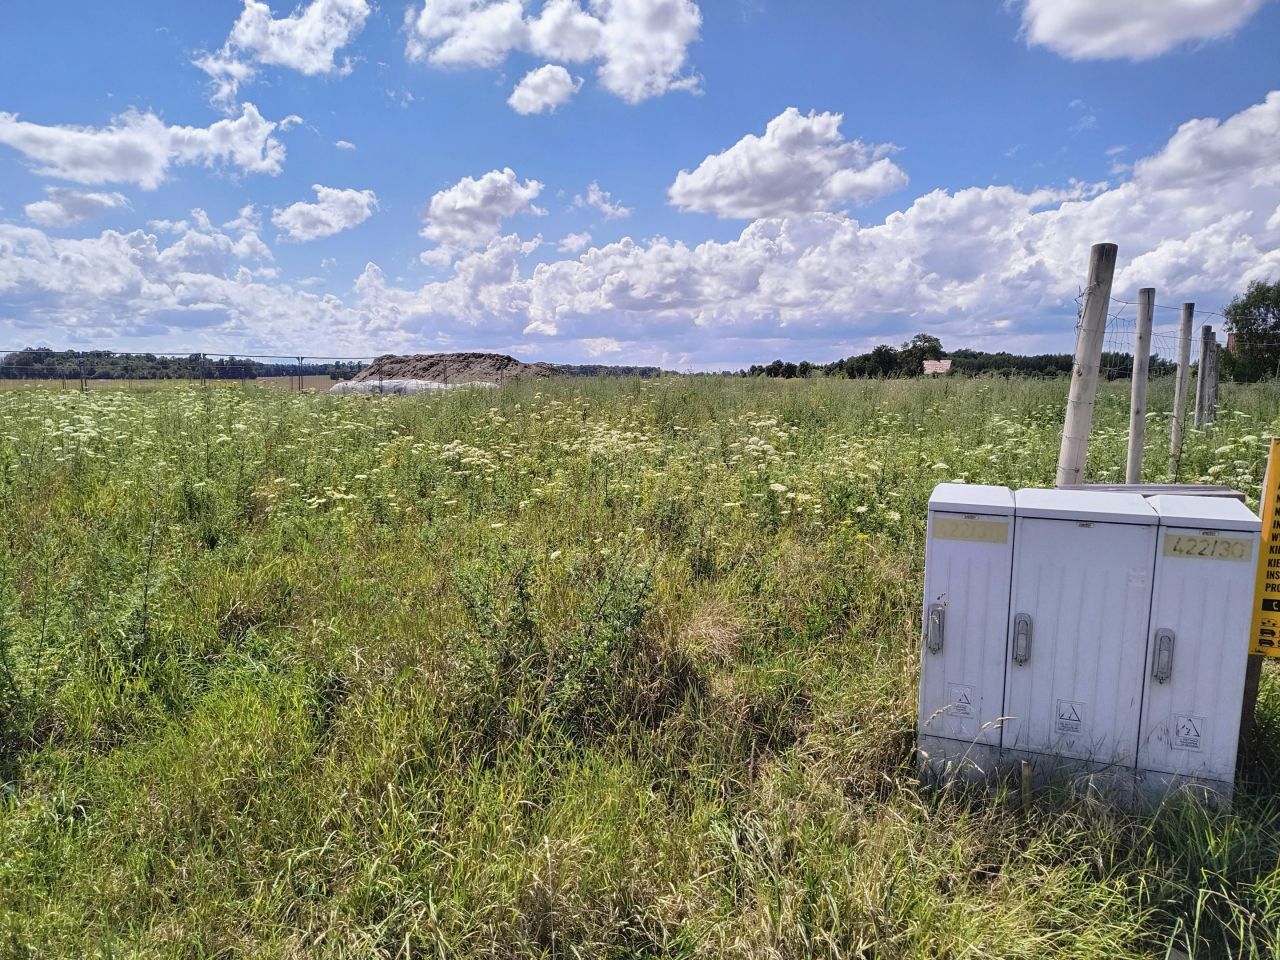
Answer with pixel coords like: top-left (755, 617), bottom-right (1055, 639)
top-left (1, 0), bottom-right (1278, 368)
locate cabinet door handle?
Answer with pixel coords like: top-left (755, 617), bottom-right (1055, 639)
top-left (926, 603), bottom-right (945, 654)
top-left (1152, 629), bottom-right (1175, 684)
top-left (1012, 613), bottom-right (1032, 665)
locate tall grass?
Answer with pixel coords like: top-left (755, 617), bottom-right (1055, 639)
top-left (0, 375), bottom-right (1278, 957)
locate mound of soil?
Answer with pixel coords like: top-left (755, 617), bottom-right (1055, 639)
top-left (351, 352), bottom-right (558, 385)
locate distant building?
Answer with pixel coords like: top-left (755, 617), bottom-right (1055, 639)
top-left (923, 359), bottom-right (953, 375)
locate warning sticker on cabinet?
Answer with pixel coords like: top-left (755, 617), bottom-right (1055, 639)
top-left (1172, 714), bottom-right (1206, 751)
top-left (1055, 699), bottom-right (1085, 735)
top-left (948, 683), bottom-right (976, 718)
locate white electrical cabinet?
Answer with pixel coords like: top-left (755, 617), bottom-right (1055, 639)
top-left (918, 482), bottom-right (1263, 804)
top-left (1002, 490), bottom-right (1158, 774)
top-left (918, 484), bottom-right (1015, 777)
top-left (1137, 495), bottom-right (1261, 798)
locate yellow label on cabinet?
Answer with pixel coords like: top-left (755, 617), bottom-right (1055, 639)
top-left (933, 517), bottom-right (1009, 544)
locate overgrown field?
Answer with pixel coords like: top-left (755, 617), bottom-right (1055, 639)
top-left (1, 375), bottom-right (1279, 958)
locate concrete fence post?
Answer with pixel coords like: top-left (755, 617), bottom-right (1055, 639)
top-left (1194, 325), bottom-right (1213, 428)
top-left (1169, 303), bottom-right (1194, 478)
top-left (1125, 287), bottom-right (1154, 483)
top-left (1206, 336), bottom-right (1220, 425)
top-left (1056, 242), bottom-right (1118, 487)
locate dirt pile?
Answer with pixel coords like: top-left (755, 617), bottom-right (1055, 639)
top-left (351, 352), bottom-right (558, 385)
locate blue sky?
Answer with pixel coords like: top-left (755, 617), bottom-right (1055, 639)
top-left (1, 0), bottom-right (1279, 368)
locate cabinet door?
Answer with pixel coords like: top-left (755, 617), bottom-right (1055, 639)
top-left (1137, 526), bottom-right (1256, 783)
top-left (919, 510), bottom-right (1014, 747)
top-left (1002, 517), bottom-right (1155, 765)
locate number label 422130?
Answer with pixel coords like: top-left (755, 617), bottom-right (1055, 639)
top-left (1163, 532), bottom-right (1253, 562)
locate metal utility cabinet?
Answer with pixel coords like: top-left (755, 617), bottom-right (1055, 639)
top-left (1003, 489), bottom-right (1158, 776)
top-left (918, 484), bottom-right (1015, 776)
top-left (918, 484), bottom-right (1261, 802)
top-left (1138, 495), bottom-right (1260, 798)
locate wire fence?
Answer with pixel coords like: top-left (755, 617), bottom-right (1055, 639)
top-left (1101, 294), bottom-right (1280, 370)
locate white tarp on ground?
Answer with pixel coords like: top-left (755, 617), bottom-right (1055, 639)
top-left (329, 379), bottom-right (498, 395)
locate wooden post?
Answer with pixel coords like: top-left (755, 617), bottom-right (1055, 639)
top-left (1056, 242), bottom-right (1119, 487)
top-left (1194, 325), bottom-right (1213, 428)
top-left (1197, 333), bottom-right (1220, 428)
top-left (1125, 288), bottom-right (1154, 483)
top-left (1206, 336), bottom-right (1220, 425)
top-left (1169, 303), bottom-right (1194, 479)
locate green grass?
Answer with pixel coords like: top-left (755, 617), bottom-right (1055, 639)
top-left (1, 374), bottom-right (1279, 957)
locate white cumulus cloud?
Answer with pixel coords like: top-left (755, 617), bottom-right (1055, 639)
top-left (347, 92), bottom-right (1280, 351)
top-left (669, 107), bottom-right (909, 219)
top-left (508, 64), bottom-right (583, 114)
top-left (196, 0), bottom-right (371, 108)
top-left (24, 187), bottom-right (131, 228)
top-left (591, 0), bottom-right (702, 103)
top-left (0, 104), bottom-right (289, 189)
top-left (404, 0), bottom-right (701, 105)
top-left (420, 167), bottom-right (545, 264)
top-left (581, 336), bottom-right (622, 356)
top-left (573, 181), bottom-right (631, 219)
top-left (272, 184), bottom-right (378, 242)
top-left (1020, 0), bottom-right (1269, 61)
top-left (222, 204), bottom-right (275, 261)
top-left (527, 0), bottom-right (604, 61)
top-left (0, 209), bottom-right (297, 344)
top-left (558, 230), bottom-right (593, 253)
top-left (6, 93), bottom-right (1280, 366)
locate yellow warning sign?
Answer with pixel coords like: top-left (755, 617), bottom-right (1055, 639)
top-left (1249, 437), bottom-right (1280, 657)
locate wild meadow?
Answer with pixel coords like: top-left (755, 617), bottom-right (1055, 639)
top-left (1, 374), bottom-right (1279, 958)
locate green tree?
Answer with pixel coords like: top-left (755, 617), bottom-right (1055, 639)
top-left (896, 333), bottom-right (944, 376)
top-left (867, 344), bottom-right (900, 377)
top-left (1222, 279), bottom-right (1280, 382)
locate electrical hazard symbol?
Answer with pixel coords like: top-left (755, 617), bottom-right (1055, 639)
top-left (1055, 699), bottom-right (1085, 735)
top-left (1173, 713), bottom-right (1205, 751)
top-left (947, 683), bottom-right (976, 719)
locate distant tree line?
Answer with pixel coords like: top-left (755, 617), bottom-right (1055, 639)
top-left (4, 339), bottom-right (1193, 384)
top-left (0, 349), bottom-right (363, 381)
top-left (946, 349), bottom-right (1176, 380)
top-left (0, 349), bottom-right (666, 382)
top-left (732, 333), bottom-right (1176, 380)
top-left (551, 363), bottom-right (664, 377)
